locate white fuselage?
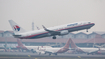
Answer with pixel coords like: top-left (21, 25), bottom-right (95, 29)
top-left (15, 21), bottom-right (95, 39)
top-left (26, 46), bottom-right (52, 51)
top-left (78, 47), bottom-right (99, 53)
top-left (38, 48), bottom-right (61, 53)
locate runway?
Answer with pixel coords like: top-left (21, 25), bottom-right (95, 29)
top-left (0, 52), bottom-right (105, 59)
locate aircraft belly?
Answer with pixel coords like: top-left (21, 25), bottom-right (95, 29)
top-left (27, 33), bottom-right (49, 39)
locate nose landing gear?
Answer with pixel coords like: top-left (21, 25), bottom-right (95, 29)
top-left (52, 36), bottom-right (56, 39)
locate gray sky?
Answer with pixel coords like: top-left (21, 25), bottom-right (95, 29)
top-left (0, 0), bottom-right (105, 33)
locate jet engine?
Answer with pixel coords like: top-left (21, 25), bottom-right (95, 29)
top-left (60, 30), bottom-right (69, 35)
top-left (38, 51), bottom-right (46, 55)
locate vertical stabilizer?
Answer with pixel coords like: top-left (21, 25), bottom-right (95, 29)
top-left (69, 39), bottom-right (78, 49)
top-left (8, 20), bottom-right (26, 34)
top-left (63, 38), bottom-right (71, 49)
top-left (17, 39), bottom-right (24, 47)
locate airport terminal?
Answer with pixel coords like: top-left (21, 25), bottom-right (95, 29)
top-left (0, 21), bottom-right (104, 59)
top-left (1, 0), bottom-right (105, 59)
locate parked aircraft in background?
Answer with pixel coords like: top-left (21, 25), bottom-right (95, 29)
top-left (36, 38), bottom-right (71, 55)
top-left (94, 44), bottom-right (105, 48)
top-left (9, 20), bottom-right (95, 39)
top-left (97, 48), bottom-right (105, 55)
top-left (16, 39), bottom-right (52, 53)
top-left (69, 38), bottom-right (99, 55)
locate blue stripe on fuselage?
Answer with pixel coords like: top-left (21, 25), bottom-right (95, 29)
top-left (21, 23), bottom-right (94, 39)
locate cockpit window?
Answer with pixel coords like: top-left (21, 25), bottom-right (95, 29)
top-left (88, 22), bottom-right (91, 24)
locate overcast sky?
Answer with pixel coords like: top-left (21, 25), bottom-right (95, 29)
top-left (0, 0), bottom-right (105, 33)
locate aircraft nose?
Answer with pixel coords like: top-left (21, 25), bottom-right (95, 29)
top-left (92, 23), bottom-right (95, 26)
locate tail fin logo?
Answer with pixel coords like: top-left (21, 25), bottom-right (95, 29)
top-left (13, 25), bottom-right (20, 31)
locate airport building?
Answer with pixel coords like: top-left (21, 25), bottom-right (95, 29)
top-left (0, 30), bottom-right (105, 49)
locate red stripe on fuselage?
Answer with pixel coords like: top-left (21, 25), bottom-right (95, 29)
top-left (21, 23), bottom-right (94, 39)
top-left (57, 23), bottom-right (94, 31)
top-left (21, 32), bottom-right (48, 39)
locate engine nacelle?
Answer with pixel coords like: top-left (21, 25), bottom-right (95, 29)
top-left (31, 49), bottom-right (36, 53)
top-left (38, 51), bottom-right (45, 55)
top-left (60, 30), bottom-right (69, 35)
top-left (41, 51), bottom-right (45, 54)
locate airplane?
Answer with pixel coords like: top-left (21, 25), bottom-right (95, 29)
top-left (69, 38), bottom-right (99, 55)
top-left (36, 38), bottom-right (71, 55)
top-left (9, 20), bottom-right (95, 39)
top-left (16, 39), bottom-right (52, 53)
top-left (97, 48), bottom-right (105, 55)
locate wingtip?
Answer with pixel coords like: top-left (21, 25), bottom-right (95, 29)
top-left (42, 25), bottom-right (46, 29)
top-left (42, 25), bottom-right (45, 27)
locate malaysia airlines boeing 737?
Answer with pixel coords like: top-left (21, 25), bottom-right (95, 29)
top-left (9, 20), bottom-right (95, 39)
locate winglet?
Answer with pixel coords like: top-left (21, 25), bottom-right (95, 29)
top-left (42, 25), bottom-right (60, 35)
top-left (42, 25), bottom-right (49, 31)
top-left (42, 25), bottom-right (46, 29)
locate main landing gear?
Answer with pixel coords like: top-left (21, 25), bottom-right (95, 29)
top-left (49, 53), bottom-right (51, 56)
top-left (52, 36), bottom-right (56, 39)
top-left (55, 53), bottom-right (57, 55)
top-left (86, 29), bottom-right (88, 32)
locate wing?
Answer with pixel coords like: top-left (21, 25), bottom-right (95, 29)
top-left (42, 25), bottom-right (60, 35)
top-left (82, 48), bottom-right (99, 53)
top-left (45, 50), bottom-right (56, 54)
top-left (88, 49), bottom-right (99, 53)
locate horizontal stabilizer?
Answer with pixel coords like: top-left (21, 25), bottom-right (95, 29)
top-left (36, 26), bottom-right (40, 30)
